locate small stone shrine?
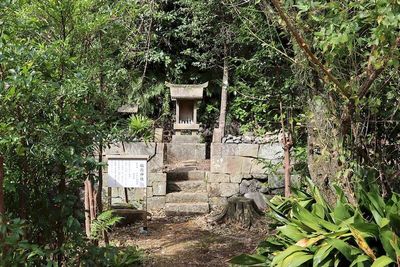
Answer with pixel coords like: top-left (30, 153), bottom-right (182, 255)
top-left (164, 82), bottom-right (208, 162)
top-left (166, 82), bottom-right (208, 136)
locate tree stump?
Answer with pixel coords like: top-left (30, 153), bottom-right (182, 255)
top-left (210, 197), bottom-right (264, 229)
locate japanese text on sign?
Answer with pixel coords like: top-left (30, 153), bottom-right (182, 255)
top-left (107, 158), bottom-right (147, 188)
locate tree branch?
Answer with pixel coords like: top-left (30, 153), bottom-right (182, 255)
top-left (357, 36), bottom-right (400, 99)
top-left (262, 0), bottom-right (350, 100)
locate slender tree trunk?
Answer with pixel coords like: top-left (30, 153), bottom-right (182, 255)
top-left (219, 42), bottom-right (229, 137)
top-left (88, 179), bottom-right (95, 222)
top-left (84, 180), bottom-right (91, 237)
top-left (280, 103), bottom-right (292, 197)
top-left (283, 147), bottom-right (291, 197)
top-left (0, 155), bottom-right (4, 214)
top-left (96, 141), bottom-right (103, 214)
top-left (57, 169), bottom-right (66, 266)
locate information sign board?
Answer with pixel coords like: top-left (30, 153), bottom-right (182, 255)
top-left (107, 156), bottom-right (147, 188)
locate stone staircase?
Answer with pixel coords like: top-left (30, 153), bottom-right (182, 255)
top-left (165, 170), bottom-right (209, 216)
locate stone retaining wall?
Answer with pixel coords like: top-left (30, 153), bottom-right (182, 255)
top-left (208, 142), bottom-right (284, 210)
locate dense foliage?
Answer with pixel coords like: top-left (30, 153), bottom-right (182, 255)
top-left (231, 179), bottom-right (400, 266)
top-left (0, 0), bottom-right (399, 265)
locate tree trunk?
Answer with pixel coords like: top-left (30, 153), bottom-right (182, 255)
top-left (210, 197), bottom-right (263, 229)
top-left (280, 103), bottom-right (292, 197)
top-left (307, 97), bottom-right (344, 205)
top-left (96, 140), bottom-right (103, 214)
top-left (0, 155), bottom-right (4, 214)
top-left (218, 42), bottom-right (229, 137)
top-left (57, 173), bottom-right (66, 265)
top-left (84, 180), bottom-right (91, 237)
top-left (87, 179), bottom-right (95, 222)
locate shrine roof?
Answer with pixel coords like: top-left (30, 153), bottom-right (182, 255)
top-left (166, 82), bottom-right (208, 100)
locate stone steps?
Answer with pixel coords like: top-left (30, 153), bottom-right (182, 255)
top-left (167, 170), bottom-right (206, 181)
top-left (166, 192), bottom-right (208, 203)
top-left (167, 180), bottom-right (206, 193)
top-left (165, 203), bottom-right (209, 216)
top-left (165, 169), bottom-right (209, 216)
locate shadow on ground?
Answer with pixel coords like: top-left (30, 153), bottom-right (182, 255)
top-left (109, 215), bottom-right (269, 267)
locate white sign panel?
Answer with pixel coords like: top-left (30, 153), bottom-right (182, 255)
top-left (107, 157), bottom-right (147, 188)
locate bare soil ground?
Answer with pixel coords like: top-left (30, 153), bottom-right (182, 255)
top-left (109, 215), bottom-right (269, 267)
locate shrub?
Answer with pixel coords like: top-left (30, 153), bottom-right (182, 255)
top-left (0, 214), bottom-right (142, 266)
top-left (0, 215), bottom-right (56, 266)
top-left (128, 114), bottom-right (154, 141)
top-left (230, 179), bottom-right (400, 266)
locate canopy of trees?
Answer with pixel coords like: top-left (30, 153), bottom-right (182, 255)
top-left (0, 0), bottom-right (399, 266)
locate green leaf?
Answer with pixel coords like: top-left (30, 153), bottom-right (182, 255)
top-left (326, 238), bottom-right (360, 262)
top-left (379, 228), bottom-right (398, 260)
top-left (229, 254), bottom-right (267, 266)
top-left (350, 223), bottom-right (379, 238)
top-left (281, 251), bottom-right (313, 267)
top-left (313, 243), bottom-right (333, 267)
top-left (278, 224), bottom-right (306, 242)
top-left (312, 203), bottom-right (325, 219)
top-left (371, 256), bottom-right (393, 267)
top-left (349, 255), bottom-right (370, 267)
top-left (271, 246), bottom-right (305, 266)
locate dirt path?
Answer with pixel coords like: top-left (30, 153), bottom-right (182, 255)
top-left (110, 215), bottom-right (269, 266)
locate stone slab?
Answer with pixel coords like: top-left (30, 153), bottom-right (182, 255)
top-left (167, 180), bottom-right (206, 193)
top-left (165, 203), bottom-right (209, 216)
top-left (167, 170), bottom-right (206, 181)
top-left (123, 142), bottom-right (157, 155)
top-left (207, 183), bottom-right (239, 197)
top-left (152, 181), bottom-right (167, 196)
top-left (241, 157), bottom-right (253, 174)
top-left (221, 156), bottom-right (243, 174)
top-left (149, 173), bottom-right (167, 183)
top-left (166, 143), bottom-right (206, 163)
top-left (146, 186), bottom-right (153, 197)
top-left (166, 192), bottom-right (208, 203)
top-left (238, 144), bottom-right (259, 157)
top-left (212, 128), bottom-right (222, 143)
top-left (173, 123), bottom-right (200, 130)
top-left (250, 159), bottom-right (267, 174)
top-left (154, 128), bottom-right (163, 143)
top-left (208, 173), bottom-right (230, 183)
top-left (210, 143), bottom-right (222, 157)
top-left (147, 196), bottom-right (166, 210)
top-left (230, 174), bottom-right (243, 183)
top-left (258, 143), bottom-right (283, 161)
top-left (148, 153), bottom-right (164, 172)
top-left (171, 135), bottom-right (201, 143)
top-left (210, 156), bottom-right (224, 173)
top-left (221, 144), bottom-right (239, 156)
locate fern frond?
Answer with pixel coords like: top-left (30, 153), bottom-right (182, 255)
top-left (90, 210), bottom-right (122, 240)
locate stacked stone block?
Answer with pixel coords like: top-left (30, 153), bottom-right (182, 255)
top-left (208, 142), bottom-right (283, 210)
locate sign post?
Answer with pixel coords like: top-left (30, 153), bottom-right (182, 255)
top-left (107, 155), bottom-right (149, 231)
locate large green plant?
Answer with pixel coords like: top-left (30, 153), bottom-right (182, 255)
top-left (128, 114), bottom-right (154, 141)
top-left (230, 179), bottom-right (400, 266)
